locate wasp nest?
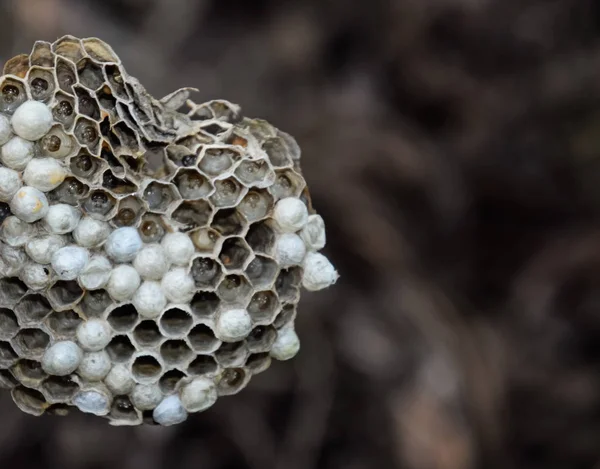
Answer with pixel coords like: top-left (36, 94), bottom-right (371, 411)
top-left (0, 36), bottom-right (337, 426)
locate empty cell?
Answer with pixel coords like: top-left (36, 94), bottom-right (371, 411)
top-left (191, 257), bottom-right (222, 289)
top-left (79, 289), bottom-right (112, 318)
top-left (262, 137), bottom-right (293, 168)
top-left (144, 182), bottom-right (177, 212)
top-left (245, 353), bottom-right (272, 374)
top-left (210, 178), bottom-right (244, 208)
top-left (104, 64), bottom-right (128, 100)
top-left (237, 190), bottom-right (273, 222)
top-left (200, 122), bottom-right (228, 137)
top-left (132, 355), bottom-right (162, 382)
top-left (159, 369), bottom-right (187, 394)
top-left (15, 294), bottom-right (52, 324)
top-left (0, 341), bottom-right (18, 368)
top-left (246, 326), bottom-right (277, 354)
top-left (102, 171), bottom-right (138, 196)
top-left (107, 304), bottom-right (139, 332)
top-left (187, 324), bottom-right (220, 353)
top-left (11, 386), bottom-right (47, 416)
top-left (0, 277), bottom-right (27, 306)
top-left (77, 58), bottom-right (104, 90)
top-left (160, 340), bottom-right (193, 366)
top-left (45, 310), bottom-right (82, 338)
top-left (275, 267), bottom-right (302, 303)
top-left (48, 281), bottom-right (84, 311)
top-left (174, 169), bottom-right (212, 199)
top-left (106, 335), bottom-right (135, 363)
top-left (217, 275), bottom-right (252, 303)
top-left (190, 227), bottom-right (220, 254)
top-left (133, 321), bottom-right (163, 347)
top-left (245, 256), bottom-right (278, 288)
top-left (109, 395), bottom-right (139, 423)
top-left (160, 309), bottom-right (193, 337)
top-left (0, 308), bottom-right (19, 340)
top-left (12, 328), bottom-right (50, 358)
top-left (44, 404), bottom-right (71, 416)
top-left (215, 341), bottom-right (248, 368)
top-left (55, 58), bottom-right (80, 90)
top-left (172, 200), bottom-right (212, 231)
top-left (74, 86), bottom-right (100, 120)
top-left (0, 369), bottom-right (18, 389)
top-left (217, 368), bottom-right (248, 396)
top-left (269, 169), bottom-right (305, 200)
top-left (273, 304), bottom-right (297, 330)
top-left (190, 292), bottom-right (220, 319)
top-left (219, 238), bottom-right (251, 271)
top-left (187, 355), bottom-right (218, 376)
top-left (12, 359), bottom-right (47, 385)
top-left (211, 209), bottom-right (245, 236)
top-left (245, 221), bottom-right (276, 255)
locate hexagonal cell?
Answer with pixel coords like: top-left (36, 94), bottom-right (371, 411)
top-left (174, 169), bottom-right (213, 200)
top-left (46, 310), bottom-right (82, 338)
top-left (138, 213), bottom-right (169, 243)
top-left (144, 181), bottom-right (178, 213)
top-left (191, 257), bottom-right (223, 289)
top-left (15, 294), bottom-right (52, 325)
top-left (28, 67), bottom-right (55, 102)
top-left (30, 41), bottom-right (54, 67)
top-left (42, 375), bottom-right (79, 402)
top-left (0, 78), bottom-right (27, 114)
top-left (12, 359), bottom-right (47, 386)
top-left (187, 355), bottom-right (218, 376)
top-left (48, 178), bottom-right (89, 206)
top-left (79, 289), bottom-right (113, 319)
top-left (70, 152), bottom-right (101, 180)
top-left (159, 308), bottom-right (193, 338)
top-left (106, 335), bottom-right (135, 363)
top-left (77, 58), bottom-right (104, 90)
top-left (133, 320), bottom-right (163, 347)
top-left (200, 122), bottom-right (229, 137)
top-left (54, 35), bottom-right (85, 61)
top-left (273, 304), bottom-right (297, 330)
top-left (0, 309), bottom-right (19, 340)
top-left (113, 196), bottom-right (144, 227)
top-left (190, 292), bottom-right (220, 320)
top-left (12, 328), bottom-right (50, 358)
top-left (215, 342), bottom-right (248, 368)
top-left (48, 281), bottom-right (84, 311)
top-left (247, 291), bottom-right (279, 324)
top-left (97, 88), bottom-right (117, 114)
top-left (0, 369), bottom-right (18, 389)
top-left (131, 355), bottom-right (162, 383)
top-left (198, 147), bottom-right (238, 176)
top-left (219, 237), bottom-right (252, 271)
top-left (172, 200), bottom-right (212, 231)
top-left (159, 369), bottom-right (187, 394)
top-left (74, 85), bottom-right (101, 120)
top-left (243, 119), bottom-right (276, 140)
top-left (0, 341), bottom-right (18, 368)
top-left (107, 304), bottom-right (139, 332)
top-left (160, 340), bottom-right (193, 366)
top-left (269, 169), bottom-right (305, 200)
top-left (217, 275), bottom-right (253, 303)
top-left (104, 64), bottom-right (128, 100)
top-left (211, 209), bottom-right (245, 236)
top-left (52, 92), bottom-right (76, 128)
top-left (234, 159), bottom-right (273, 187)
top-left (82, 37), bottom-right (119, 62)
top-left (190, 227), bottom-right (220, 254)
top-left (245, 352), bottom-right (272, 374)
top-left (45, 403), bottom-right (71, 417)
top-left (102, 170), bottom-right (138, 195)
top-left (167, 145), bottom-right (197, 167)
top-left (237, 190), bottom-right (273, 222)
top-left (246, 326), bottom-right (277, 354)
top-left (245, 256), bottom-right (279, 289)
top-left (187, 324), bottom-right (220, 353)
top-left (74, 117), bottom-right (101, 152)
top-left (109, 395), bottom-right (140, 423)
top-left (245, 221), bottom-right (276, 255)
top-left (11, 386), bottom-right (47, 416)
top-left (83, 190), bottom-right (117, 219)
top-left (217, 368), bottom-right (249, 396)
top-left (262, 137), bottom-right (293, 168)
top-left (275, 267), bottom-right (302, 303)
top-left (210, 178), bottom-right (245, 208)
top-left (39, 125), bottom-right (77, 159)
top-left (0, 277), bottom-right (27, 306)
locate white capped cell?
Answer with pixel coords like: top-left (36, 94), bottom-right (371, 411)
top-left (270, 326), bottom-right (300, 361)
top-left (131, 383), bottom-right (162, 411)
top-left (11, 100), bottom-right (53, 141)
top-left (20, 263), bottom-right (51, 291)
top-left (76, 318), bottom-right (112, 352)
top-left (215, 308), bottom-right (252, 342)
top-left (274, 233), bottom-right (306, 268)
top-left (107, 264), bottom-right (141, 301)
top-left (25, 234), bottom-right (66, 264)
top-left (23, 157), bottom-right (67, 192)
top-left (133, 244), bottom-right (169, 280)
top-left (161, 232), bottom-right (194, 266)
top-left (132, 281), bottom-right (167, 319)
top-left (161, 267), bottom-right (195, 303)
top-left (302, 252), bottom-right (338, 291)
top-left (105, 226), bottom-right (143, 263)
top-left (0, 113), bottom-right (12, 145)
top-left (73, 389), bottom-right (111, 416)
top-left (299, 214), bottom-right (326, 251)
top-left (153, 395), bottom-right (188, 426)
top-left (51, 245), bottom-right (90, 281)
top-left (41, 340), bottom-right (83, 376)
top-left (0, 244), bottom-right (25, 277)
top-left (10, 186), bottom-right (49, 223)
top-left (180, 377), bottom-right (217, 413)
top-left (1, 216), bottom-right (34, 247)
top-left (273, 197), bottom-right (308, 233)
top-left (78, 350), bottom-right (112, 381)
top-left (43, 203), bottom-right (81, 234)
top-left (78, 255), bottom-right (112, 290)
top-left (0, 167), bottom-right (22, 202)
top-left (73, 216), bottom-right (111, 248)
top-left (1, 136), bottom-right (35, 171)
top-left (104, 364), bottom-right (135, 395)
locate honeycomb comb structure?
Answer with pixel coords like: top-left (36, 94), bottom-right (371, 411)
top-left (0, 36), bottom-right (337, 425)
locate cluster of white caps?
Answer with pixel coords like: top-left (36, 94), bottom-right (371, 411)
top-left (0, 96), bottom-right (338, 425)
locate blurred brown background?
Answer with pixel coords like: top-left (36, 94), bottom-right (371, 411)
top-left (2, 0), bottom-right (600, 468)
